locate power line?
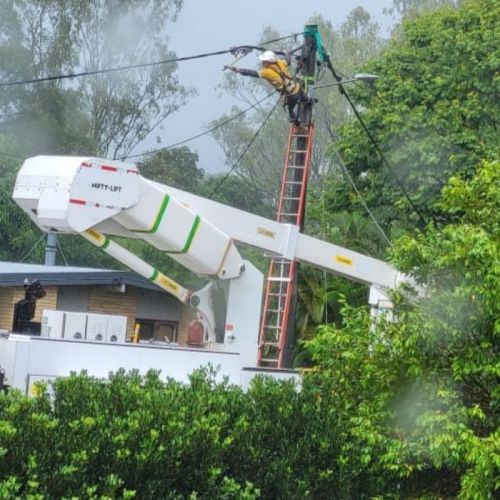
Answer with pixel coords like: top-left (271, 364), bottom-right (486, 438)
top-left (0, 33), bottom-right (301, 88)
top-left (0, 92), bottom-right (277, 165)
top-left (322, 54), bottom-right (428, 227)
top-left (122, 92), bottom-right (275, 160)
top-left (0, 50), bottom-right (230, 88)
top-left (209, 94), bottom-right (280, 198)
top-left (0, 93), bottom-right (275, 164)
top-left (323, 117), bottom-right (393, 247)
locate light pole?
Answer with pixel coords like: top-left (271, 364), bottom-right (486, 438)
top-left (315, 73), bottom-right (379, 90)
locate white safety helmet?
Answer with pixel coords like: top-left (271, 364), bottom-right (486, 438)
top-left (259, 50), bottom-right (277, 63)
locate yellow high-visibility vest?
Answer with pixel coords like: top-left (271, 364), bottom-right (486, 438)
top-left (258, 60), bottom-right (300, 96)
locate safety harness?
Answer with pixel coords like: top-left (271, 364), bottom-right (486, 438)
top-left (267, 62), bottom-right (299, 95)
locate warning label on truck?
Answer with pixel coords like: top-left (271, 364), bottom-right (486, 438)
top-left (335, 255), bottom-right (353, 266)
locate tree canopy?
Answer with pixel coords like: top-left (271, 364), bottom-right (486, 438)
top-left (306, 158), bottom-right (499, 498)
top-left (0, 0), bottom-right (190, 159)
top-left (330, 0), bottom-right (498, 232)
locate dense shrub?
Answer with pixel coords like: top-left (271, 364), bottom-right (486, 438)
top-left (0, 368), bottom-right (340, 499)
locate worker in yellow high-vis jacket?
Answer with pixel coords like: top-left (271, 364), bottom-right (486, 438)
top-left (226, 50), bottom-right (303, 124)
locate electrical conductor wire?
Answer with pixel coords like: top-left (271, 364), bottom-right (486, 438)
top-left (208, 93), bottom-right (280, 198)
top-left (323, 54), bottom-right (428, 227)
top-left (123, 92), bottom-right (275, 160)
top-left (324, 125), bottom-right (393, 247)
top-left (0, 34), bottom-right (301, 88)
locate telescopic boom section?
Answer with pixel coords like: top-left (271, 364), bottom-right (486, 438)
top-left (13, 156), bottom-right (246, 281)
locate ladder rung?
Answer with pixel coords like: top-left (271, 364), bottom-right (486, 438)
top-left (289, 149), bottom-right (307, 154)
top-left (279, 213), bottom-right (299, 217)
top-left (284, 181), bottom-right (303, 185)
top-left (260, 341), bottom-right (280, 347)
top-left (283, 196), bottom-right (301, 200)
top-left (259, 358), bottom-right (279, 364)
top-left (286, 165), bottom-right (304, 169)
top-left (267, 277), bottom-right (291, 282)
top-left (263, 325), bottom-right (282, 329)
top-left (264, 309), bottom-right (284, 313)
top-left (270, 266), bottom-right (292, 272)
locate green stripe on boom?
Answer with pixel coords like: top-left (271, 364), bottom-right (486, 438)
top-left (102, 237), bottom-right (110, 249)
top-left (182, 215), bottom-right (200, 253)
top-left (167, 215), bottom-right (201, 255)
top-left (149, 268), bottom-right (159, 281)
top-left (134, 195), bottom-right (170, 233)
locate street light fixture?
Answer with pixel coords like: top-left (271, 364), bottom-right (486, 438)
top-left (315, 73), bottom-right (379, 89)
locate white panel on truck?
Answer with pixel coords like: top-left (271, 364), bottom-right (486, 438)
top-left (85, 313), bottom-right (108, 342)
top-left (63, 312), bottom-right (87, 340)
top-left (105, 315), bottom-right (127, 343)
top-left (41, 310), bottom-right (65, 339)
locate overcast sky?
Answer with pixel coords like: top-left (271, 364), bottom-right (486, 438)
top-left (134, 0), bottom-right (395, 172)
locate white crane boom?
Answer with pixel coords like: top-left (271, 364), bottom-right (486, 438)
top-left (14, 156), bottom-right (402, 288)
top-left (11, 155), bottom-right (404, 371)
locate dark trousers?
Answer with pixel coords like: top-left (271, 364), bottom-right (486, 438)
top-left (285, 91), bottom-right (302, 121)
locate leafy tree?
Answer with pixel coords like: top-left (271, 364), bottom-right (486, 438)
top-left (0, 368), bottom-right (341, 499)
top-left (0, 0), bottom-right (195, 268)
top-left (306, 159), bottom-right (500, 498)
top-left (385, 0), bottom-right (461, 19)
top-left (0, 0), bottom-right (190, 158)
top-left (332, 0), bottom-right (499, 231)
top-left (299, 0), bottom-right (498, 347)
top-left (139, 147), bottom-right (204, 193)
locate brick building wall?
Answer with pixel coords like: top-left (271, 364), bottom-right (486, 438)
top-left (0, 286), bottom-right (57, 331)
top-left (0, 283), bottom-right (183, 342)
top-left (177, 303), bottom-right (195, 345)
top-left (87, 286), bottom-right (137, 340)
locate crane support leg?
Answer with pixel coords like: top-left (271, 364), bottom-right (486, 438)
top-left (82, 228), bottom-right (191, 303)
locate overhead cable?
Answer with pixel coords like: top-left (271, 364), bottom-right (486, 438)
top-left (1, 92), bottom-right (275, 163)
top-left (323, 117), bottom-right (393, 247)
top-left (323, 53), bottom-right (428, 227)
top-left (209, 94), bottom-right (280, 198)
top-left (0, 49), bottom-right (231, 88)
top-left (123, 92), bottom-right (275, 160)
top-left (0, 33), bottom-right (301, 88)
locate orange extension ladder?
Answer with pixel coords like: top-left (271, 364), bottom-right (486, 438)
top-left (258, 122), bottom-right (315, 368)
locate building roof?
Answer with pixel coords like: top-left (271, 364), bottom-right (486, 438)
top-left (0, 261), bottom-right (164, 291)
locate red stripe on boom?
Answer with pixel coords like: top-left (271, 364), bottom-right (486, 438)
top-left (101, 165), bottom-right (118, 172)
top-left (69, 198), bottom-right (86, 205)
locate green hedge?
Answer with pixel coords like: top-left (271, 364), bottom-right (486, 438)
top-left (0, 369), bottom-right (341, 499)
